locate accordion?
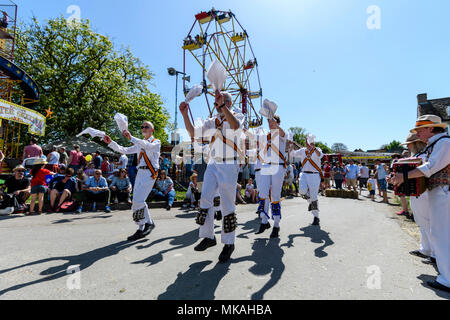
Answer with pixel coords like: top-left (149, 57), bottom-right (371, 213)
top-left (393, 158), bottom-right (427, 197)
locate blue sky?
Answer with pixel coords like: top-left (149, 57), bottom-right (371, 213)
top-left (14, 0), bottom-right (450, 151)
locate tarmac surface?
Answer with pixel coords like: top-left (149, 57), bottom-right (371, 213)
top-left (0, 190), bottom-right (449, 300)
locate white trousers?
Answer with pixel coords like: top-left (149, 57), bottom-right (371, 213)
top-left (258, 165), bottom-right (285, 227)
top-left (410, 192), bottom-right (434, 257)
top-left (199, 163), bottom-right (239, 245)
top-left (132, 169), bottom-right (156, 228)
top-left (428, 185), bottom-right (450, 288)
top-left (299, 172), bottom-right (321, 218)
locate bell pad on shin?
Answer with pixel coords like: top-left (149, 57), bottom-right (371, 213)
top-left (257, 198), bottom-right (265, 213)
top-left (196, 209), bottom-right (208, 226)
top-left (213, 196), bottom-right (221, 207)
top-left (271, 202), bottom-right (281, 219)
top-left (308, 201), bottom-right (318, 211)
top-left (132, 208), bottom-right (145, 222)
top-left (223, 213), bottom-right (237, 233)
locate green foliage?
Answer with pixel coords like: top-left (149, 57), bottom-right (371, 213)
top-left (15, 17), bottom-right (169, 145)
top-left (289, 126), bottom-right (331, 154)
top-left (315, 141), bottom-right (332, 154)
top-left (383, 140), bottom-right (405, 152)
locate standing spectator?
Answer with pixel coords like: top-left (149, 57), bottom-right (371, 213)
top-left (101, 157), bottom-right (110, 176)
top-left (23, 137), bottom-right (43, 159)
top-left (81, 169), bottom-right (111, 213)
top-left (48, 168), bottom-right (77, 212)
top-left (154, 170), bottom-right (176, 210)
top-left (110, 168), bottom-right (132, 204)
top-left (374, 160), bottom-right (389, 203)
top-left (293, 164), bottom-right (300, 196)
top-left (345, 160), bottom-right (359, 192)
top-left (28, 159), bottom-right (55, 215)
top-left (2, 165), bottom-right (31, 212)
top-left (45, 146), bottom-right (60, 172)
top-left (117, 153), bottom-right (128, 170)
top-left (126, 153), bottom-right (138, 188)
top-left (59, 147), bottom-right (68, 166)
top-left (284, 162), bottom-right (294, 195)
top-left (359, 162), bottom-right (370, 195)
top-left (93, 151), bottom-right (103, 169)
top-left (323, 161), bottom-right (332, 190)
top-left (68, 145), bottom-right (83, 173)
top-left (242, 160), bottom-right (250, 186)
top-left (333, 163), bottom-right (345, 189)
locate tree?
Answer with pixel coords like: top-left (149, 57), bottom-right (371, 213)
top-left (15, 17), bottom-right (170, 144)
top-left (289, 127), bottom-right (307, 146)
top-left (331, 143), bottom-right (348, 152)
top-left (316, 141), bottom-right (332, 154)
top-left (382, 140), bottom-right (405, 152)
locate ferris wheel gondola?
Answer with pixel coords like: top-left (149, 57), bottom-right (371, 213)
top-left (182, 9), bottom-right (263, 129)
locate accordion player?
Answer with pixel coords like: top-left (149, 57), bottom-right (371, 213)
top-left (392, 157), bottom-right (427, 197)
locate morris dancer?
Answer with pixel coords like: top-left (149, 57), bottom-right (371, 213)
top-left (390, 115), bottom-right (449, 293)
top-left (289, 138), bottom-right (324, 226)
top-left (180, 90), bottom-right (244, 263)
top-left (256, 115), bottom-right (287, 238)
top-left (103, 121), bottom-right (160, 241)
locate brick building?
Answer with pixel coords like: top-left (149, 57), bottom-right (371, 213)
top-left (417, 93), bottom-right (450, 131)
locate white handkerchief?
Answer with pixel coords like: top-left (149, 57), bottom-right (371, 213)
top-left (185, 84), bottom-right (203, 104)
top-left (287, 130), bottom-right (294, 141)
top-left (207, 60), bottom-right (227, 92)
top-left (307, 134), bottom-right (316, 144)
top-left (260, 99), bottom-right (278, 119)
top-left (114, 113), bottom-right (128, 133)
top-left (77, 127), bottom-right (106, 139)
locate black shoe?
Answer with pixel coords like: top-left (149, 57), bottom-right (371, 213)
top-left (142, 222), bottom-right (155, 236)
top-left (219, 244), bottom-right (235, 263)
top-left (194, 237), bottom-right (217, 252)
top-left (270, 227), bottom-right (280, 238)
top-left (166, 205), bottom-right (171, 211)
top-left (312, 217), bottom-right (320, 226)
top-left (409, 250), bottom-right (429, 259)
top-left (127, 230), bottom-right (145, 241)
top-left (422, 257), bottom-right (437, 265)
top-left (256, 223), bottom-right (271, 234)
top-left (427, 280), bottom-right (450, 293)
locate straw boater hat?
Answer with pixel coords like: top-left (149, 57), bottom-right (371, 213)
top-left (32, 158), bottom-right (48, 165)
top-left (13, 165), bottom-right (26, 172)
top-left (410, 115), bottom-right (447, 133)
top-left (401, 133), bottom-right (422, 146)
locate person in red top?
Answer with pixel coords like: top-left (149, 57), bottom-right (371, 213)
top-left (27, 159), bottom-right (56, 215)
top-left (101, 157), bottom-right (110, 175)
top-left (323, 161), bottom-right (332, 190)
top-left (68, 145), bottom-right (83, 173)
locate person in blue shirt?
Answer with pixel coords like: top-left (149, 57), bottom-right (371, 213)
top-left (79, 169), bottom-right (111, 213)
top-left (345, 160), bottom-right (360, 192)
top-left (49, 167), bottom-right (77, 212)
top-left (93, 151), bottom-right (103, 169)
top-left (110, 168), bottom-right (132, 204)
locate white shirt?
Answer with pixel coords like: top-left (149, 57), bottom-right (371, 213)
top-left (360, 166), bottom-right (370, 178)
top-left (417, 133), bottom-right (450, 178)
top-left (368, 178), bottom-right (377, 191)
top-left (118, 154), bottom-right (128, 169)
top-left (48, 151), bottom-right (60, 165)
top-left (261, 129), bottom-right (287, 165)
top-left (194, 112), bottom-right (245, 164)
top-left (108, 136), bottom-right (161, 169)
top-left (287, 164), bottom-right (294, 179)
top-left (291, 147), bottom-right (324, 173)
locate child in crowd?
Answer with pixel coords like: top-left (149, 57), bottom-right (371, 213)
top-left (367, 174), bottom-right (377, 201)
top-left (185, 173), bottom-right (198, 209)
top-left (245, 178), bottom-right (258, 203)
top-left (28, 159), bottom-right (56, 215)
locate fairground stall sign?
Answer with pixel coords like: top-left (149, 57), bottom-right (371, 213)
top-left (0, 99), bottom-right (46, 136)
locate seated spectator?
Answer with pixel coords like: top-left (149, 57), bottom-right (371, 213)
top-left (110, 168), bottom-right (132, 204)
top-left (107, 169), bottom-right (120, 184)
top-left (153, 170), bottom-right (176, 211)
top-left (75, 169), bottom-right (88, 192)
top-left (84, 162), bottom-right (96, 177)
top-left (184, 173), bottom-right (199, 208)
top-left (1, 165), bottom-right (31, 212)
top-left (245, 178), bottom-right (258, 203)
top-left (236, 183), bottom-right (246, 204)
top-left (79, 169), bottom-right (111, 214)
top-left (49, 168), bottom-right (77, 212)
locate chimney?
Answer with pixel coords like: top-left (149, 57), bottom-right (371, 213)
top-left (417, 93), bottom-right (428, 104)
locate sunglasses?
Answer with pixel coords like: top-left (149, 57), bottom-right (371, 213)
top-left (16, 170), bottom-right (25, 173)
top-left (141, 126), bottom-right (151, 129)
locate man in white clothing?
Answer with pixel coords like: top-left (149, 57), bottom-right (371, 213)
top-left (289, 139), bottom-right (324, 226)
top-left (104, 121), bottom-right (160, 241)
top-left (180, 90), bottom-right (244, 263)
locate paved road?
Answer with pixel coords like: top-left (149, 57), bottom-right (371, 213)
top-left (0, 192), bottom-right (448, 300)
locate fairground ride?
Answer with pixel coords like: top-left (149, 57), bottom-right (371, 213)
top-left (0, 1), bottom-right (46, 174)
top-left (182, 9), bottom-right (263, 129)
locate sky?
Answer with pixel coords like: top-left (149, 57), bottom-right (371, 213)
top-left (12, 0), bottom-right (450, 151)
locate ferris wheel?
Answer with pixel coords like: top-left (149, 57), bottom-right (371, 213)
top-left (182, 9), bottom-right (263, 129)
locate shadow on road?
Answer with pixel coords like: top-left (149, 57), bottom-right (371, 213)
top-left (233, 238), bottom-right (285, 300)
top-left (281, 225), bottom-right (334, 258)
top-left (132, 229), bottom-right (199, 266)
top-left (0, 239), bottom-right (147, 297)
top-left (158, 260), bottom-right (231, 300)
top-left (236, 217), bottom-right (261, 239)
top-left (51, 213), bottom-right (113, 224)
top-left (417, 274), bottom-right (450, 300)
